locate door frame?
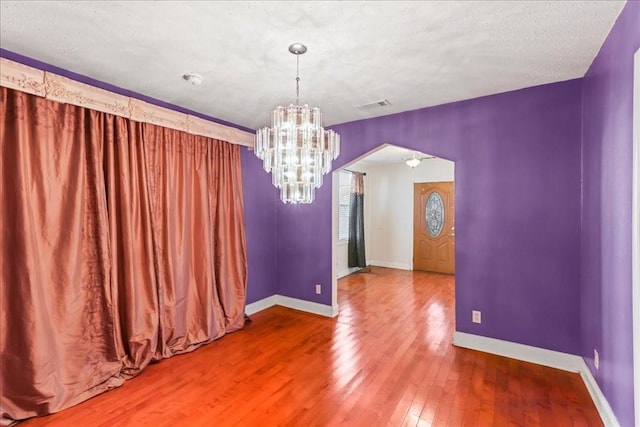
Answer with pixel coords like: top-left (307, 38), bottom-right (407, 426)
top-left (412, 181), bottom-right (455, 274)
top-left (632, 46), bottom-right (639, 426)
top-left (331, 144), bottom-right (456, 316)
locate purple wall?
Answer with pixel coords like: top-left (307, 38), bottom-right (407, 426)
top-left (243, 150), bottom-right (335, 306)
top-left (242, 144), bottom-right (335, 305)
top-left (270, 80), bottom-right (581, 354)
top-left (241, 148), bottom-right (279, 303)
top-left (277, 79), bottom-right (584, 354)
top-left (275, 183), bottom-right (334, 305)
top-left (581, 2), bottom-right (639, 426)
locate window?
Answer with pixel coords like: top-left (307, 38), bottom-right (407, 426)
top-left (338, 171), bottom-right (351, 241)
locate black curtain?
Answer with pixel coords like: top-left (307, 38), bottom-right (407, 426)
top-left (348, 172), bottom-right (366, 268)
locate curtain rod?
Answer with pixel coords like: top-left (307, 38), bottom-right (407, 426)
top-left (342, 169), bottom-right (366, 176)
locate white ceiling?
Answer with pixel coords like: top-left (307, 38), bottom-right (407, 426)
top-left (358, 145), bottom-right (417, 165)
top-left (0, 1), bottom-right (626, 132)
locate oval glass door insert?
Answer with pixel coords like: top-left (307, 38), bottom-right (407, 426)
top-left (425, 192), bottom-right (445, 237)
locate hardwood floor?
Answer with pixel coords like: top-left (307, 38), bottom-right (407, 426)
top-left (21, 267), bottom-right (602, 426)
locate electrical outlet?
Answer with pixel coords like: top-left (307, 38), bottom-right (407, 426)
top-left (315, 284), bottom-right (322, 295)
top-left (594, 349), bottom-right (599, 370)
top-left (472, 310), bottom-right (481, 324)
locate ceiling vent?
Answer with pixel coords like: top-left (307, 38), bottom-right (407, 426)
top-left (355, 99), bottom-right (392, 110)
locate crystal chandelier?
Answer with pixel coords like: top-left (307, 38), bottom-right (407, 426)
top-left (255, 43), bottom-right (340, 204)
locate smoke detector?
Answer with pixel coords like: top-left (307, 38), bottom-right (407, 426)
top-left (182, 73), bottom-right (204, 85)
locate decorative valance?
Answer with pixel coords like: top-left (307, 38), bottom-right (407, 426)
top-left (0, 57), bottom-right (254, 147)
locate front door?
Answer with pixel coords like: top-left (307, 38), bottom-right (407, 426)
top-left (413, 182), bottom-right (455, 274)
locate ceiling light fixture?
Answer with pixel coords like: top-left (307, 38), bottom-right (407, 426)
top-left (255, 43), bottom-right (340, 204)
top-left (404, 152), bottom-right (435, 168)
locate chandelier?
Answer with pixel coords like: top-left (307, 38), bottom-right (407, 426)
top-left (255, 43), bottom-right (340, 204)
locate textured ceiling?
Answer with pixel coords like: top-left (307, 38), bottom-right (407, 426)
top-left (0, 1), bottom-right (626, 131)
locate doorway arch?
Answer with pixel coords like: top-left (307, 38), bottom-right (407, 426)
top-left (331, 143), bottom-right (456, 314)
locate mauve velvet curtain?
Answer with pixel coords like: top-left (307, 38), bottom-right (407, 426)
top-left (0, 86), bottom-right (124, 426)
top-left (0, 87), bottom-right (247, 425)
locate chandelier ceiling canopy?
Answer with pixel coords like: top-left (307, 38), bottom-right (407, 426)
top-left (255, 43), bottom-right (340, 204)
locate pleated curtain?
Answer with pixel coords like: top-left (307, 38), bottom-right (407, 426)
top-left (0, 87), bottom-right (247, 425)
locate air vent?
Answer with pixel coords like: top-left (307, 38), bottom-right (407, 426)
top-left (355, 99), bottom-right (392, 110)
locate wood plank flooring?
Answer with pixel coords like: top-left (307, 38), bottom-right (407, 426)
top-left (21, 267), bottom-right (602, 426)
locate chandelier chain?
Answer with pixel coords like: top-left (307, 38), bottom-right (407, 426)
top-left (295, 54), bottom-right (300, 106)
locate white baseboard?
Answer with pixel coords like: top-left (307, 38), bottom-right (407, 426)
top-left (368, 260), bottom-right (412, 270)
top-left (337, 267), bottom-right (360, 279)
top-left (578, 358), bottom-right (620, 427)
top-left (453, 332), bottom-right (620, 427)
top-left (453, 331), bottom-right (583, 372)
top-left (245, 295), bottom-right (277, 316)
top-left (245, 295), bottom-right (338, 318)
top-left (276, 295), bottom-right (338, 317)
